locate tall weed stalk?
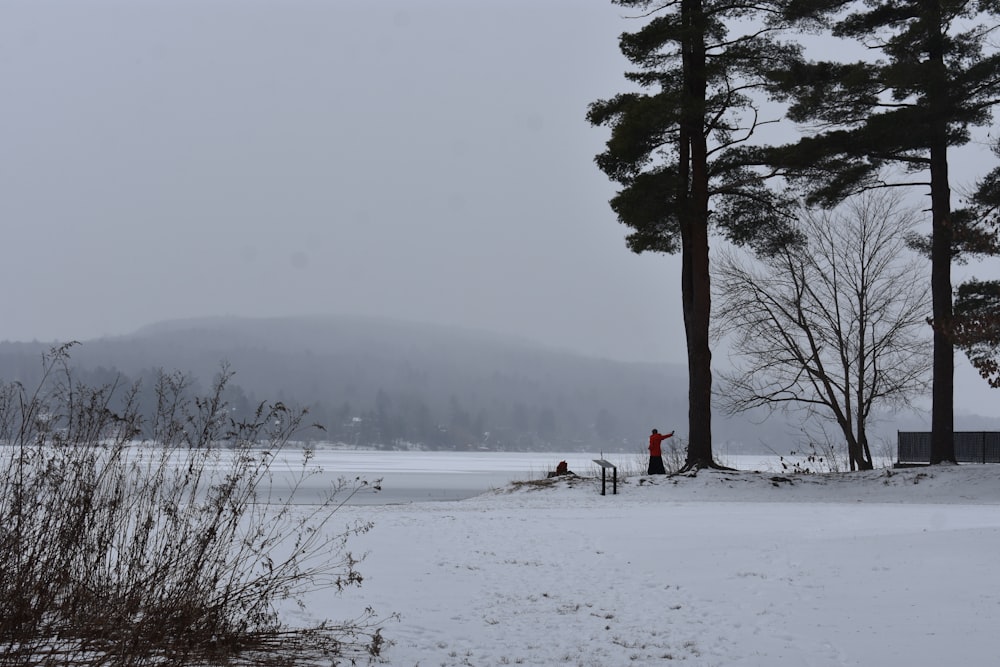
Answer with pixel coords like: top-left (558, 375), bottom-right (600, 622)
top-left (0, 344), bottom-right (388, 666)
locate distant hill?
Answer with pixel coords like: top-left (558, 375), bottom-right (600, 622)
top-left (0, 315), bottom-right (893, 453)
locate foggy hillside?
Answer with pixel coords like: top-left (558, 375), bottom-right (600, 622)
top-left (0, 315), bottom-right (940, 454)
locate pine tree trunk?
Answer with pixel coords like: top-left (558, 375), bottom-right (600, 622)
top-left (926, 0), bottom-right (957, 465)
top-left (679, 0), bottom-right (716, 470)
top-left (684, 218), bottom-right (714, 468)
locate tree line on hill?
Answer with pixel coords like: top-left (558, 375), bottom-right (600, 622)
top-left (0, 316), bottom-right (803, 453)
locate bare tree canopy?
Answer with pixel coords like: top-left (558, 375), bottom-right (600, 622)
top-left (713, 191), bottom-right (931, 470)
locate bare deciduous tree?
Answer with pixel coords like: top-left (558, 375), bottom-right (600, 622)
top-left (713, 192), bottom-right (930, 470)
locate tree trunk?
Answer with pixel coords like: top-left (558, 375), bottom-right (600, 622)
top-left (858, 430), bottom-right (874, 469)
top-left (684, 214), bottom-right (714, 468)
top-left (679, 0), bottom-right (718, 470)
top-left (926, 0), bottom-right (957, 465)
top-left (929, 156), bottom-right (956, 465)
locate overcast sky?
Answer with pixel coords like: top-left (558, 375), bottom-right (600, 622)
top-left (2, 0), bottom-right (682, 361)
top-left (1, 0), bottom-right (998, 415)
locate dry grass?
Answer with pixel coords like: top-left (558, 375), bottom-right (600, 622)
top-left (503, 474), bottom-right (593, 493)
top-left (0, 344), bottom-right (390, 666)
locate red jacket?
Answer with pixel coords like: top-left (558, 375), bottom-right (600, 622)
top-left (649, 432), bottom-right (672, 457)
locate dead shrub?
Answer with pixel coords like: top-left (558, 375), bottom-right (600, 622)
top-left (0, 343), bottom-right (390, 666)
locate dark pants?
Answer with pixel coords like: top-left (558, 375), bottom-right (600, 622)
top-left (648, 455), bottom-right (666, 475)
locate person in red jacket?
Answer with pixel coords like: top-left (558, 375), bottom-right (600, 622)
top-left (648, 428), bottom-right (674, 475)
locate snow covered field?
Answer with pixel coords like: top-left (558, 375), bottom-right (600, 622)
top-left (300, 462), bottom-right (1000, 667)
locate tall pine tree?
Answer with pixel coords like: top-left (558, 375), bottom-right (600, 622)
top-left (588, 0), bottom-right (796, 469)
top-left (768, 0), bottom-right (1000, 464)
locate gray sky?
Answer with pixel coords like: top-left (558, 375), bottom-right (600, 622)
top-left (1, 0), bottom-right (998, 415)
top-left (1, 0), bottom-right (682, 364)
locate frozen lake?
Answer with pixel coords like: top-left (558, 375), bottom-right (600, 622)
top-left (1, 445), bottom-right (892, 505)
top-left (265, 450), bottom-right (617, 505)
top-left (266, 449), bottom-right (882, 505)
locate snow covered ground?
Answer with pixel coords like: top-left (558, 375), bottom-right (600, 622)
top-left (303, 463), bottom-right (1000, 667)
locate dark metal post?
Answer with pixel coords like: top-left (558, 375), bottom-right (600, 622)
top-left (594, 459), bottom-right (616, 495)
